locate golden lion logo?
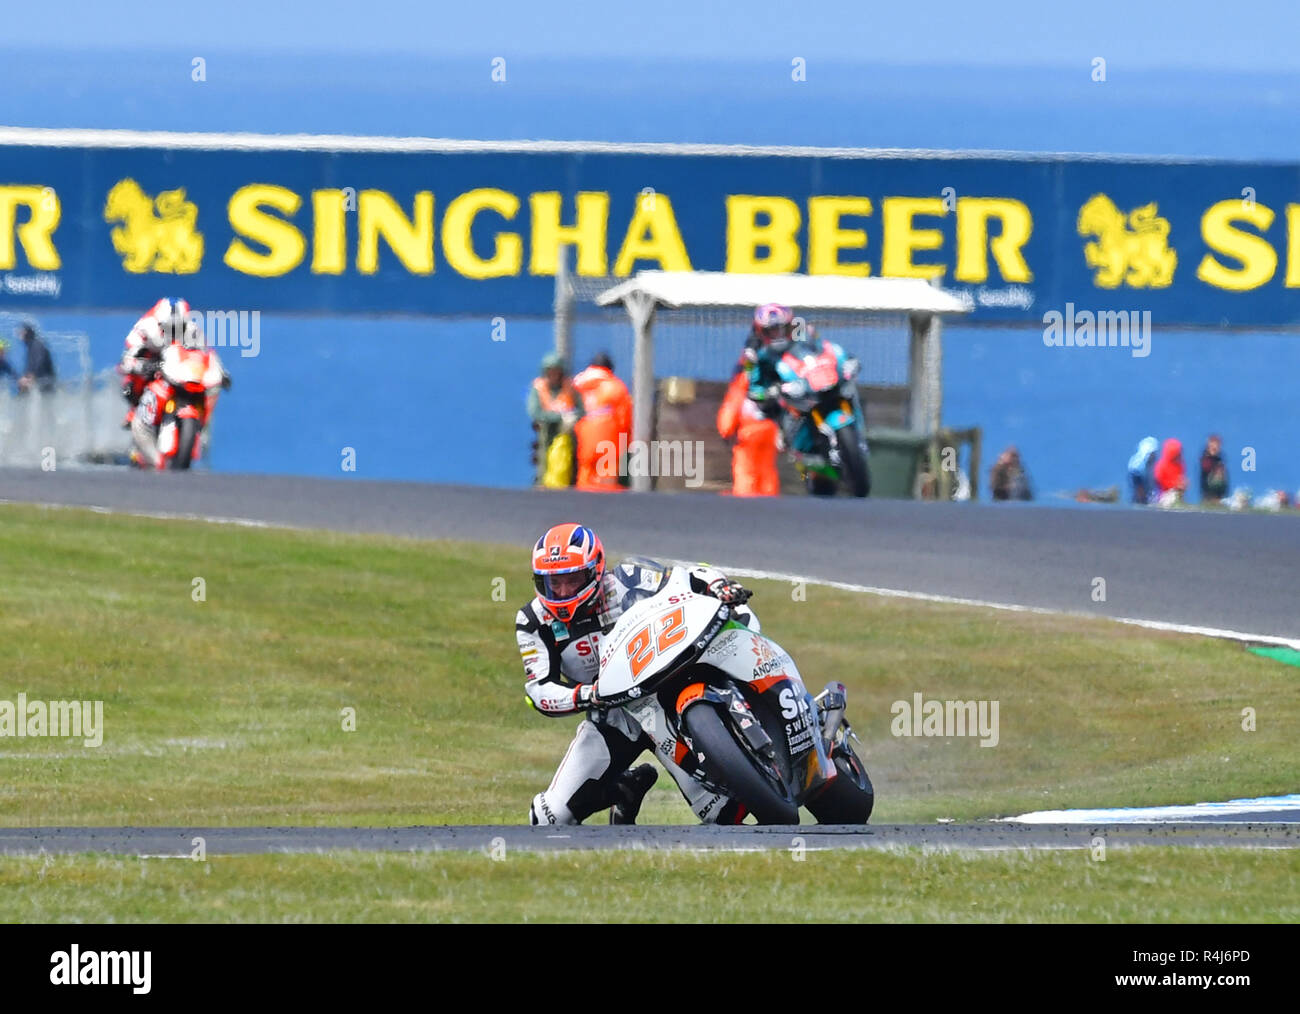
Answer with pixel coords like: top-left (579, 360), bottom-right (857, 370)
top-left (103, 179), bottom-right (204, 274)
top-left (1077, 194), bottom-right (1177, 289)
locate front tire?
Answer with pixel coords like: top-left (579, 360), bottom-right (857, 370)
top-left (683, 703), bottom-right (799, 825)
top-left (836, 430), bottom-right (870, 498)
top-left (169, 417), bottom-right (200, 471)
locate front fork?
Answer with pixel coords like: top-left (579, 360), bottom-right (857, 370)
top-left (814, 680), bottom-right (863, 761)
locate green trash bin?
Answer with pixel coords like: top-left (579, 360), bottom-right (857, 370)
top-left (864, 427), bottom-right (930, 499)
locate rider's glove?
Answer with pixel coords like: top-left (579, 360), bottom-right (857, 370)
top-left (707, 578), bottom-right (752, 606)
top-left (843, 357), bottom-right (861, 381)
top-left (578, 683), bottom-right (600, 709)
top-left (780, 379), bottom-right (806, 399)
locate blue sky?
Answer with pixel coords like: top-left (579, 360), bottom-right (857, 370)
top-left (6, 0), bottom-right (1299, 71)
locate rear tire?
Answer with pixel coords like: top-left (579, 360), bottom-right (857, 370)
top-left (683, 703), bottom-right (798, 825)
top-left (837, 431), bottom-right (870, 498)
top-left (169, 417), bottom-right (200, 471)
top-left (805, 749), bottom-right (874, 824)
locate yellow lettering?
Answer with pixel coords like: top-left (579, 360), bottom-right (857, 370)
top-left (529, 192), bottom-right (609, 276)
top-left (224, 184), bottom-right (305, 278)
top-left (613, 194), bottom-right (692, 275)
top-left (311, 190), bottom-right (347, 275)
top-left (881, 197), bottom-right (946, 279)
top-left (357, 190), bottom-right (434, 275)
top-left (807, 197), bottom-right (872, 276)
top-left (1197, 200), bottom-right (1276, 291)
top-left (442, 188), bottom-right (522, 279)
top-left (955, 197), bottom-right (1033, 283)
top-left (725, 195), bottom-right (801, 273)
top-left (0, 185), bottom-right (61, 270)
top-left (1286, 205), bottom-right (1300, 288)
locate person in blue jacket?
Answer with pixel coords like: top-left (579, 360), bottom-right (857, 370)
top-left (1128, 436), bottom-right (1159, 504)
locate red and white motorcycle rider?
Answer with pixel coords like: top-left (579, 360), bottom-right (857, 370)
top-left (129, 311), bottom-right (230, 469)
top-left (519, 522), bottom-right (758, 825)
top-left (119, 298), bottom-right (196, 427)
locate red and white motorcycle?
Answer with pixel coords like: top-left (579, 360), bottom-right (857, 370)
top-left (596, 564), bottom-right (873, 824)
top-left (133, 343), bottom-right (229, 470)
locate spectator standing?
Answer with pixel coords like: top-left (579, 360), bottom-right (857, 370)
top-left (1199, 434), bottom-right (1229, 504)
top-left (1153, 438), bottom-right (1189, 501)
top-left (1127, 436), bottom-right (1159, 504)
top-left (0, 338), bottom-right (16, 388)
top-left (17, 323), bottom-right (56, 393)
top-left (989, 445), bottom-right (1033, 501)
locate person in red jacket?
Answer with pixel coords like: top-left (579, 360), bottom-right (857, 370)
top-left (717, 365), bottom-right (781, 497)
top-left (1153, 438), bottom-right (1189, 498)
top-left (572, 352), bottom-right (633, 492)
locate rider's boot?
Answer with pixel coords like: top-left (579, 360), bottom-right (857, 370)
top-left (609, 764), bottom-right (658, 825)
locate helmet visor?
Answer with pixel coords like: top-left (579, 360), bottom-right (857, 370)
top-left (534, 564), bottom-right (599, 603)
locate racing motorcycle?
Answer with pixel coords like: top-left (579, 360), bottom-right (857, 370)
top-left (597, 565), bottom-right (874, 825)
top-left (135, 343), bottom-right (228, 470)
top-left (774, 338), bottom-right (871, 498)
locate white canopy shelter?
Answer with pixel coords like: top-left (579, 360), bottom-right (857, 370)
top-left (587, 271), bottom-right (971, 491)
top-left (595, 271), bottom-right (970, 315)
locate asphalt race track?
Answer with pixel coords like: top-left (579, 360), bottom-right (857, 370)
top-left (4, 466), bottom-right (1300, 641)
top-left (0, 823), bottom-right (1296, 857)
top-left (3, 466), bottom-right (1298, 853)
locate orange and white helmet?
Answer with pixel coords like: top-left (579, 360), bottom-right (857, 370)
top-left (531, 523), bottom-right (606, 622)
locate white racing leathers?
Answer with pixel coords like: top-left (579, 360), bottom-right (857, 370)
top-left (519, 561), bottom-right (758, 825)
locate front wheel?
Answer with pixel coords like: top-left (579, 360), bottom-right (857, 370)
top-left (683, 703), bottom-right (798, 825)
top-left (169, 416), bottom-right (201, 471)
top-left (836, 430), bottom-right (870, 498)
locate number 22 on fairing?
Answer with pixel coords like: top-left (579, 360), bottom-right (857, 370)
top-left (625, 607), bottom-right (686, 679)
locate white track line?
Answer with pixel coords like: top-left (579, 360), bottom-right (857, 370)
top-left (718, 563), bottom-right (1300, 652)
top-left (1005, 794), bottom-right (1300, 824)
top-left (8, 499), bottom-right (1299, 651)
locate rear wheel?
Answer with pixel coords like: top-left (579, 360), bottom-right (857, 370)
top-left (169, 417), bottom-right (200, 471)
top-left (805, 747), bottom-right (874, 824)
top-left (836, 430), bottom-right (870, 498)
top-left (683, 703), bottom-right (798, 825)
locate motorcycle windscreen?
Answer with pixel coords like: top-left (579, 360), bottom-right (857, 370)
top-left (598, 583), bottom-right (723, 698)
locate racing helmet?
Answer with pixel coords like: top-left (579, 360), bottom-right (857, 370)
top-left (753, 303), bottom-right (794, 354)
top-left (152, 297), bottom-right (192, 346)
top-left (532, 523), bottom-right (606, 622)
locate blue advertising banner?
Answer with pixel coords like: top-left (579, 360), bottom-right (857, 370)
top-left (2, 129), bottom-right (1299, 325)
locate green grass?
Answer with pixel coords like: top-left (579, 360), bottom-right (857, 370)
top-left (3, 501), bottom-right (1298, 922)
top-left (1, 848), bottom-right (1296, 922)
top-left (1, 502), bottom-right (1297, 829)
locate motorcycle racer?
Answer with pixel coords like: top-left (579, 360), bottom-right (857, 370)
top-left (771, 320), bottom-right (867, 449)
top-left (118, 298), bottom-right (198, 426)
top-left (519, 522), bottom-right (760, 826)
top-left (129, 315), bottom-right (231, 470)
top-left (740, 302), bottom-right (796, 420)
